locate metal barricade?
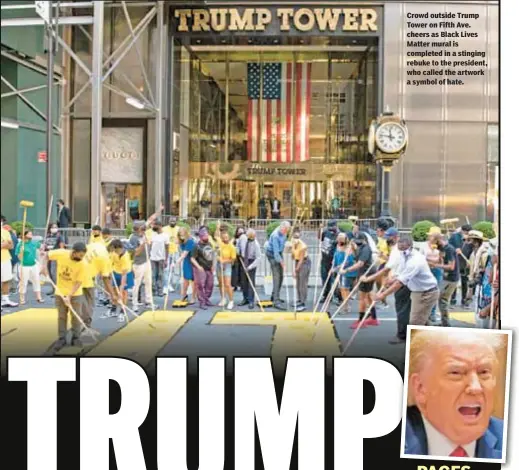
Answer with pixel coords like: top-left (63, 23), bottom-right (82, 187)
top-left (203, 218), bottom-right (248, 229)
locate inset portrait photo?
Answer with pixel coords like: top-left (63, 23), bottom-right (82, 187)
top-left (401, 326), bottom-right (512, 464)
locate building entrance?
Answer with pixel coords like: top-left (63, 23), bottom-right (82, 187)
top-left (177, 39), bottom-right (379, 220)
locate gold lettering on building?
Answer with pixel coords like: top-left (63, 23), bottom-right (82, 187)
top-left (228, 8), bottom-right (255, 31)
top-left (174, 7), bottom-right (379, 33)
top-left (255, 8), bottom-right (272, 31)
top-left (192, 9), bottom-right (210, 32)
top-left (277, 8), bottom-right (294, 31)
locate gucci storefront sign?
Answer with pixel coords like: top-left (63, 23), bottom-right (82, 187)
top-left (173, 7), bottom-right (379, 34)
top-left (101, 127), bottom-right (143, 184)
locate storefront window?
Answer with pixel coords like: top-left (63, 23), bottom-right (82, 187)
top-left (486, 124), bottom-right (498, 222)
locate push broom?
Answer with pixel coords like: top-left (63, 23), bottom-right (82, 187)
top-left (17, 200), bottom-right (34, 304)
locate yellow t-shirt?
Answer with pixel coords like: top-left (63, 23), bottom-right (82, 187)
top-left (110, 251), bottom-right (132, 274)
top-left (1, 228), bottom-right (11, 262)
top-left (377, 238), bottom-right (389, 264)
top-left (216, 238), bottom-right (237, 262)
top-left (88, 234), bottom-right (105, 246)
top-left (162, 226), bottom-right (179, 254)
top-left (82, 244), bottom-right (112, 288)
top-left (48, 249), bottom-right (86, 297)
top-left (292, 240), bottom-right (308, 261)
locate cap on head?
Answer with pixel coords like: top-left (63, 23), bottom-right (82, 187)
top-left (468, 230), bottom-right (484, 241)
top-left (376, 218), bottom-right (390, 231)
top-left (327, 219), bottom-right (337, 228)
top-left (72, 241), bottom-right (87, 253)
top-left (92, 225), bottom-right (102, 232)
top-left (461, 224), bottom-right (472, 232)
top-left (384, 227), bottom-right (399, 239)
top-left (353, 232), bottom-right (367, 245)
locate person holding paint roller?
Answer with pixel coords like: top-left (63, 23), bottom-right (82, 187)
top-left (128, 221), bottom-right (154, 313)
top-left (15, 231), bottom-right (43, 304)
top-left (332, 232), bottom-right (357, 315)
top-left (107, 239), bottom-right (134, 318)
top-left (237, 228), bottom-right (262, 309)
top-left (265, 220), bottom-right (291, 310)
top-left (291, 228), bottom-right (311, 312)
top-left (215, 221), bottom-right (237, 309)
top-left (344, 232), bottom-right (380, 328)
top-left (190, 226), bottom-right (216, 310)
top-left (41, 242), bottom-right (88, 348)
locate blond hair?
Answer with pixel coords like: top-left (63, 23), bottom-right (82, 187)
top-left (407, 329), bottom-right (505, 405)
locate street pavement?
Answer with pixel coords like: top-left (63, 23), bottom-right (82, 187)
top-left (1, 284), bottom-right (478, 376)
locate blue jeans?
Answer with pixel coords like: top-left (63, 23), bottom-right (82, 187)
top-left (430, 268), bottom-right (443, 319)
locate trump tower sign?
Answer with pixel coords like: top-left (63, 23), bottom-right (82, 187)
top-left (172, 6), bottom-right (383, 36)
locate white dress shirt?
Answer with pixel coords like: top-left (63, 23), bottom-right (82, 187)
top-left (386, 244), bottom-right (403, 277)
top-left (422, 416), bottom-right (476, 458)
top-left (397, 250), bottom-right (438, 292)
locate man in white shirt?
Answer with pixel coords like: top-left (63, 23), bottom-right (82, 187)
top-left (149, 221), bottom-right (169, 297)
top-left (404, 329), bottom-right (504, 460)
top-left (376, 234), bottom-right (439, 326)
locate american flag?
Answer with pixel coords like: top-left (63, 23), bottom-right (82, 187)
top-left (247, 62), bottom-right (312, 162)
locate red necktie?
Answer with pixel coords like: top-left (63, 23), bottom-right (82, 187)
top-left (450, 446), bottom-right (468, 457)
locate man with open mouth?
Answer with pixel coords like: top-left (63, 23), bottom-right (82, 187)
top-left (404, 329), bottom-right (505, 461)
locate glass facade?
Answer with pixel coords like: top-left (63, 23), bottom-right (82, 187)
top-left (60, 2), bottom-right (499, 227)
top-left (173, 41), bottom-right (379, 219)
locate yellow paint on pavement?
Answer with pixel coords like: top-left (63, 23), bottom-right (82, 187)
top-left (1, 309), bottom-right (59, 374)
top-left (211, 311), bottom-right (340, 371)
top-left (449, 311), bottom-right (476, 325)
top-left (86, 310), bottom-right (194, 369)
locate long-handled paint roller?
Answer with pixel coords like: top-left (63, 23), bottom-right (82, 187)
top-left (47, 278), bottom-right (99, 341)
top-left (171, 263), bottom-right (188, 308)
top-left (341, 285), bottom-right (386, 356)
top-left (96, 278), bottom-right (136, 322)
top-left (143, 239), bottom-right (157, 319)
top-left (39, 195), bottom-right (54, 284)
top-left (163, 255), bottom-right (175, 311)
top-left (238, 256), bottom-right (265, 314)
top-left (320, 247), bottom-right (354, 316)
top-left (18, 200), bottom-right (34, 303)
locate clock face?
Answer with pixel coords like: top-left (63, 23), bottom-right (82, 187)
top-left (375, 122), bottom-right (407, 154)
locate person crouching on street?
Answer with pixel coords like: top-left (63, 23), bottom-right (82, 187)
top-left (191, 227), bottom-right (216, 310)
top-left (238, 228), bottom-right (261, 309)
top-left (291, 228), bottom-right (311, 312)
top-left (215, 221), bottom-right (237, 309)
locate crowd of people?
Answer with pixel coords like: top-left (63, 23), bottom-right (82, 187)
top-left (0, 208), bottom-right (499, 348)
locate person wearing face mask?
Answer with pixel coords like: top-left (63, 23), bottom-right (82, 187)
top-left (428, 232), bottom-right (459, 327)
top-left (128, 222), bottom-right (154, 312)
top-left (88, 225), bottom-right (103, 245)
top-left (176, 226), bottom-right (197, 304)
top-left (149, 221), bottom-right (169, 297)
top-left (215, 221), bottom-right (237, 309)
top-left (231, 227), bottom-right (246, 292)
top-left (343, 232), bottom-right (379, 328)
top-left (291, 228), bottom-right (311, 312)
top-left (190, 227), bottom-right (216, 310)
top-left (237, 228), bottom-right (261, 309)
top-left (15, 230), bottom-right (43, 304)
top-left (162, 217), bottom-right (179, 295)
top-left (41, 242), bottom-right (88, 348)
top-left (375, 235), bottom-right (439, 327)
top-left (319, 220), bottom-right (339, 304)
top-left (44, 223), bottom-right (65, 296)
top-left (332, 232), bottom-right (357, 314)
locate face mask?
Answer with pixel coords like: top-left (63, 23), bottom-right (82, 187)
top-left (179, 236), bottom-right (185, 241)
top-left (153, 227), bottom-right (159, 232)
top-left (200, 236), bottom-right (209, 243)
top-left (72, 256), bottom-right (82, 262)
top-left (50, 228), bottom-right (58, 234)
top-left (401, 248), bottom-right (412, 256)
top-left (338, 241), bottom-right (345, 246)
top-left (26, 237), bottom-right (33, 242)
top-left (170, 223), bottom-right (176, 228)
top-left (93, 233), bottom-right (100, 237)
top-left (387, 239), bottom-right (396, 246)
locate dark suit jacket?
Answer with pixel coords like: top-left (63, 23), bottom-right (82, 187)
top-left (57, 206), bottom-right (72, 228)
top-left (404, 406), bottom-right (504, 460)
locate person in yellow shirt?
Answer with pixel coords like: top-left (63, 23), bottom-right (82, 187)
top-left (376, 219), bottom-right (391, 307)
top-left (162, 217), bottom-right (179, 295)
top-left (88, 225), bottom-right (104, 245)
top-left (82, 242), bottom-right (115, 327)
top-left (1, 223), bottom-right (18, 308)
top-left (108, 239), bottom-right (134, 315)
top-left (42, 242), bottom-right (88, 348)
top-left (291, 228), bottom-right (311, 311)
top-left (215, 221), bottom-right (237, 309)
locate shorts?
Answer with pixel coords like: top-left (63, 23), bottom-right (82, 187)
top-left (217, 262), bottom-right (232, 277)
top-left (340, 276), bottom-right (355, 290)
top-left (113, 271), bottom-right (135, 290)
top-left (359, 280), bottom-right (375, 293)
top-left (1, 260), bottom-right (13, 283)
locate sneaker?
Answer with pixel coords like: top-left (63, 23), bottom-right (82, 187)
top-left (364, 318), bottom-right (380, 326)
top-left (388, 337), bottom-right (406, 345)
top-left (238, 300), bottom-right (249, 307)
top-left (117, 313), bottom-right (125, 323)
top-left (163, 287), bottom-right (169, 295)
top-left (218, 299), bottom-right (226, 307)
top-left (52, 337), bottom-right (68, 350)
top-left (101, 306), bottom-right (118, 319)
top-left (169, 286), bottom-right (175, 293)
top-left (70, 337), bottom-right (83, 348)
top-left (349, 320), bottom-right (368, 329)
top-left (132, 305), bottom-right (140, 313)
top-left (144, 303), bottom-right (155, 311)
top-left (227, 301), bottom-right (234, 310)
top-left (1, 298), bottom-right (18, 308)
top-left (248, 303), bottom-right (255, 310)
